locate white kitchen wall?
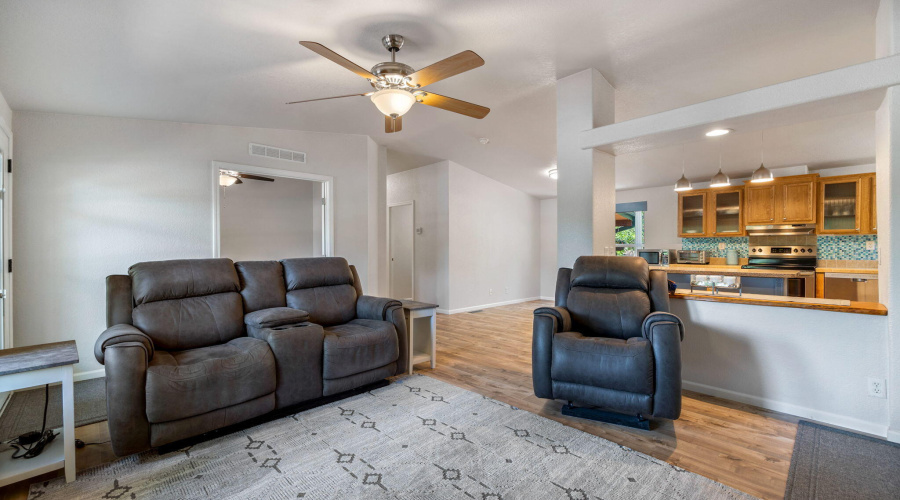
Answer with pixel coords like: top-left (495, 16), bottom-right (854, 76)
top-left (540, 198), bottom-right (557, 299)
top-left (0, 87), bottom-right (11, 130)
top-left (220, 177), bottom-right (318, 262)
top-left (447, 162), bottom-right (541, 312)
top-left (12, 111), bottom-right (380, 377)
top-left (386, 161), bottom-right (450, 308)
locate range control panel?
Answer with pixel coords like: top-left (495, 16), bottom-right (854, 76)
top-left (749, 245), bottom-right (817, 257)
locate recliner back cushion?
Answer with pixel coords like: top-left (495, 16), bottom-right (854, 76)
top-left (235, 261), bottom-right (287, 313)
top-left (129, 259), bottom-right (244, 350)
top-left (565, 256), bottom-right (651, 339)
top-left (281, 257), bottom-right (357, 326)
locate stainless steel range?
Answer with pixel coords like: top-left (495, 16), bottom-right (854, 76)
top-left (741, 245), bottom-right (816, 297)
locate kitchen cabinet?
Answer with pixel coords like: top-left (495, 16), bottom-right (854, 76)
top-left (816, 173), bottom-right (876, 235)
top-left (710, 187), bottom-right (744, 236)
top-left (743, 174), bottom-right (818, 226)
top-left (678, 191), bottom-right (708, 237)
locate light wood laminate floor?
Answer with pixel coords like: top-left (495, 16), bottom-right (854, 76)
top-left (0, 300), bottom-right (797, 500)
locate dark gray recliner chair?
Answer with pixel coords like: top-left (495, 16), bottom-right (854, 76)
top-left (532, 256), bottom-right (684, 429)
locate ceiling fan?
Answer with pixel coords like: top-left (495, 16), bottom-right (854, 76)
top-left (288, 34), bottom-right (490, 133)
top-left (219, 170), bottom-right (275, 187)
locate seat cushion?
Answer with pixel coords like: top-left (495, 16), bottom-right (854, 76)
top-left (323, 319), bottom-right (399, 380)
top-left (145, 337), bottom-right (276, 423)
top-left (551, 331), bottom-right (653, 395)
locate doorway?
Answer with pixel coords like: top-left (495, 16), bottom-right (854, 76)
top-left (389, 201), bottom-right (414, 300)
top-left (212, 161), bottom-right (333, 260)
top-left (0, 122), bottom-right (10, 350)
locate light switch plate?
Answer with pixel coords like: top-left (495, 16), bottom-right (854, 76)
top-left (866, 240), bottom-right (876, 251)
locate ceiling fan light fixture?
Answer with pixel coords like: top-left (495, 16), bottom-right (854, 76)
top-left (371, 88), bottom-right (416, 117)
top-left (709, 168), bottom-right (731, 188)
top-left (219, 173), bottom-right (239, 187)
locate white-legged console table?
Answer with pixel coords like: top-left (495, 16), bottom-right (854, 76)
top-left (400, 300), bottom-right (438, 374)
top-left (0, 341), bottom-right (79, 487)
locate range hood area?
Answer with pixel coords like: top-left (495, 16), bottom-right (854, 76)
top-left (744, 224), bottom-right (816, 236)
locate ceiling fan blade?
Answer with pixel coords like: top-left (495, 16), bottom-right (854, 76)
top-left (238, 173), bottom-right (275, 182)
top-left (299, 41), bottom-right (375, 80)
top-left (418, 92), bottom-right (490, 119)
top-left (286, 93), bottom-right (370, 105)
top-left (407, 50), bottom-right (485, 87)
top-left (384, 115), bottom-right (402, 133)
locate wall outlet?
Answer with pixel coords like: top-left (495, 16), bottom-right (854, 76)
top-left (868, 377), bottom-right (886, 398)
top-left (866, 240), bottom-right (876, 251)
top-left (489, 288), bottom-right (494, 296)
top-left (718, 242), bottom-right (726, 250)
top-left (504, 287), bottom-right (510, 295)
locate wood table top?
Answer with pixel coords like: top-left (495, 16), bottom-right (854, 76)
top-left (400, 300), bottom-right (439, 310)
top-left (0, 340), bottom-right (79, 376)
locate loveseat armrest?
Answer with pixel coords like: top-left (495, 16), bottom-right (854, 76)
top-left (95, 324), bottom-right (154, 364)
top-left (641, 312), bottom-right (684, 420)
top-left (357, 295), bottom-right (402, 321)
top-left (249, 322), bottom-right (324, 408)
top-left (534, 306), bottom-right (571, 333)
top-left (244, 307), bottom-right (310, 329)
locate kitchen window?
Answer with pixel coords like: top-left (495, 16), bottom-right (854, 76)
top-left (615, 209), bottom-right (645, 256)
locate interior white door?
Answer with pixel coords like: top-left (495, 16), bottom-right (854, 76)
top-left (389, 203), bottom-right (414, 300)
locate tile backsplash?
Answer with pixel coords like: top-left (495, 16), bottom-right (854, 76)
top-left (681, 237), bottom-right (750, 258)
top-left (681, 235), bottom-right (878, 261)
top-left (817, 235), bottom-right (878, 260)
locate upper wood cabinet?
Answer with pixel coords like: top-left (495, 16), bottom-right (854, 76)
top-left (817, 173), bottom-right (877, 235)
top-left (743, 174), bottom-right (818, 226)
top-left (710, 187), bottom-right (745, 236)
top-left (678, 191), bottom-right (708, 237)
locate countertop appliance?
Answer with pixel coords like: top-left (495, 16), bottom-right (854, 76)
top-left (637, 249), bottom-right (676, 266)
top-left (741, 245), bottom-right (816, 297)
top-left (823, 273), bottom-right (879, 303)
top-left (675, 249), bottom-right (710, 265)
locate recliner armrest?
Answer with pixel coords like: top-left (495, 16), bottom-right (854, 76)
top-left (534, 306), bottom-right (571, 333)
top-left (642, 312), bottom-right (684, 342)
top-left (95, 324), bottom-right (154, 364)
top-left (245, 307), bottom-right (310, 329)
top-left (357, 295), bottom-right (402, 321)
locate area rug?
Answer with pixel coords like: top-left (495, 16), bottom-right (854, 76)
top-left (0, 378), bottom-right (106, 449)
top-left (784, 420), bottom-right (900, 499)
top-left (29, 375), bottom-right (751, 499)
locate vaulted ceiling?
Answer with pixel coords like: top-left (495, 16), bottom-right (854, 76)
top-left (0, 0), bottom-right (879, 197)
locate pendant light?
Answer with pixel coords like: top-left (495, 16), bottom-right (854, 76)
top-left (673, 145), bottom-right (693, 192)
top-left (709, 150), bottom-right (730, 187)
top-left (751, 130), bottom-right (774, 183)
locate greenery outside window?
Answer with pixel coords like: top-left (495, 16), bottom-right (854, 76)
top-left (616, 211), bottom-right (645, 256)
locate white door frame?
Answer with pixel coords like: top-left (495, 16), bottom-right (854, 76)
top-left (0, 119), bottom-right (12, 349)
top-left (387, 200), bottom-right (415, 300)
top-left (211, 161), bottom-right (334, 258)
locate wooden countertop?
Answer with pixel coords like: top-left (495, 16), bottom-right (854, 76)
top-left (670, 290), bottom-right (887, 316)
top-left (815, 268), bottom-right (878, 275)
top-left (650, 264), bottom-right (812, 278)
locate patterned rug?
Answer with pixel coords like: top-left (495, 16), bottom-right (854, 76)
top-left (29, 375), bottom-right (752, 499)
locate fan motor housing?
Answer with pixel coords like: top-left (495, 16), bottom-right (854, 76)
top-left (371, 61), bottom-right (415, 87)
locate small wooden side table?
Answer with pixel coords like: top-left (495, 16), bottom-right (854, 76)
top-left (400, 300), bottom-right (438, 374)
top-left (0, 341), bottom-right (79, 487)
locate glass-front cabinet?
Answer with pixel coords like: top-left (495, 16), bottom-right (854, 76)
top-left (711, 188), bottom-right (744, 236)
top-left (817, 174), bottom-right (875, 235)
top-left (678, 192), bottom-right (708, 237)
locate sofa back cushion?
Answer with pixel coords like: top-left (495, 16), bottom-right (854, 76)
top-left (281, 257), bottom-right (358, 326)
top-left (130, 259), bottom-right (244, 350)
top-left (235, 261), bottom-right (287, 313)
top-left (564, 256), bottom-right (651, 340)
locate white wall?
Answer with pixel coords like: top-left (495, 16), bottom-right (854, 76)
top-left (617, 184), bottom-right (681, 251)
top-left (12, 111), bottom-right (380, 377)
top-left (674, 299), bottom-right (889, 436)
top-left (387, 161), bottom-right (450, 308)
top-left (447, 162), bottom-right (541, 312)
top-left (220, 177), bottom-right (317, 262)
top-left (0, 87), bottom-right (11, 131)
top-left (540, 198), bottom-right (557, 299)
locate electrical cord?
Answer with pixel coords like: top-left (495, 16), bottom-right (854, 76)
top-left (6, 384), bottom-right (58, 459)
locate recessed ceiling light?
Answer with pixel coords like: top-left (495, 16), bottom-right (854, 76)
top-left (548, 168), bottom-right (558, 180)
top-left (705, 128), bottom-right (732, 137)
top-left (479, 137), bottom-right (490, 145)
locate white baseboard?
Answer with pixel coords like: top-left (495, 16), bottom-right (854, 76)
top-left (683, 380), bottom-right (889, 438)
top-left (888, 429), bottom-right (900, 444)
top-left (437, 297), bottom-right (542, 315)
top-left (539, 296), bottom-right (554, 301)
top-left (74, 368), bottom-right (105, 382)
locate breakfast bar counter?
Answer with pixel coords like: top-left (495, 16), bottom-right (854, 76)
top-left (650, 264), bottom-right (812, 278)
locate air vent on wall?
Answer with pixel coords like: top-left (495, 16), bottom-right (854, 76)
top-left (249, 143), bottom-right (306, 164)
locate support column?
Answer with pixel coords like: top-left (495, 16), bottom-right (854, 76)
top-left (556, 69), bottom-right (616, 268)
top-left (876, 0), bottom-right (900, 443)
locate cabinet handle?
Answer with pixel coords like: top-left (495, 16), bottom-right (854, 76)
top-left (851, 278), bottom-right (868, 283)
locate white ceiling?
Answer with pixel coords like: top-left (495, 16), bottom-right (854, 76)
top-left (0, 0), bottom-right (879, 198)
